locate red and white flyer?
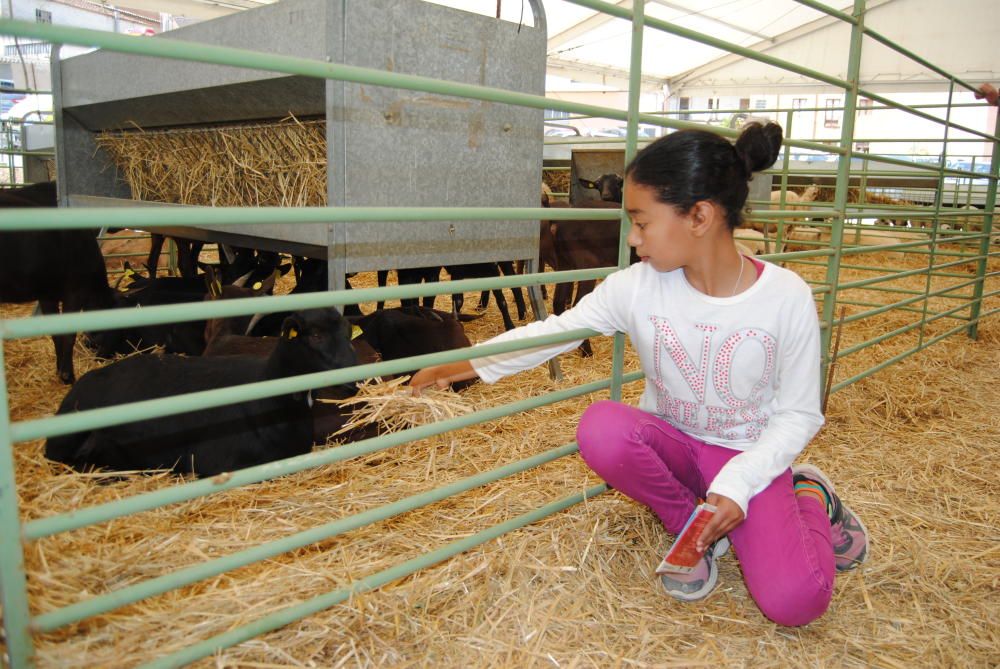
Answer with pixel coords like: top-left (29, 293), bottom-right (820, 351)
top-left (655, 503), bottom-right (717, 575)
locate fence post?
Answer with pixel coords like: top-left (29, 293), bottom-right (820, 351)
top-left (967, 112), bottom-right (1000, 339)
top-left (610, 0), bottom-right (645, 401)
top-left (0, 344), bottom-right (35, 668)
top-left (918, 79), bottom-right (954, 347)
top-left (818, 0), bottom-right (865, 395)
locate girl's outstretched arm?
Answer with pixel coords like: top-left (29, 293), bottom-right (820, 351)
top-left (410, 360), bottom-right (479, 395)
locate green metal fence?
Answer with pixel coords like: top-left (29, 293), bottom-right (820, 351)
top-left (1, 1), bottom-right (998, 666)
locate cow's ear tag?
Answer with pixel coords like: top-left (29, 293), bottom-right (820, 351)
top-left (285, 327), bottom-right (298, 340)
top-left (351, 325), bottom-right (363, 340)
top-left (252, 281), bottom-right (263, 290)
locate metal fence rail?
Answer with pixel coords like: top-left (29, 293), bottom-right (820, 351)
top-left (1, 0), bottom-right (998, 666)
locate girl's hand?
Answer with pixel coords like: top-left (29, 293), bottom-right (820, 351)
top-left (410, 360), bottom-right (478, 395)
top-left (696, 493), bottom-right (745, 552)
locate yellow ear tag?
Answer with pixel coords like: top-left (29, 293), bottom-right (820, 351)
top-left (252, 281), bottom-right (263, 290)
top-left (351, 325), bottom-right (363, 340)
top-left (286, 327), bottom-right (298, 339)
top-left (124, 267), bottom-right (134, 278)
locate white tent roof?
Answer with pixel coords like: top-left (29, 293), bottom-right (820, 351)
top-left (120, 0), bottom-right (999, 96)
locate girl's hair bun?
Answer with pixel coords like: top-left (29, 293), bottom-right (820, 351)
top-left (734, 121), bottom-right (783, 177)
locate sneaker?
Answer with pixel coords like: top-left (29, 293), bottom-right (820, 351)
top-left (659, 536), bottom-right (730, 601)
top-left (793, 463), bottom-right (869, 572)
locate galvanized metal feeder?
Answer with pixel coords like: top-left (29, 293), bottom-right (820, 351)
top-left (52, 0), bottom-right (548, 303)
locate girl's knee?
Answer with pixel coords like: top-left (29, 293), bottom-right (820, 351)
top-left (753, 574), bottom-right (832, 627)
top-left (576, 400), bottom-right (635, 472)
top-left (577, 400), bottom-right (626, 446)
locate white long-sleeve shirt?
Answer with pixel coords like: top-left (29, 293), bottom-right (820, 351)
top-left (470, 259), bottom-right (825, 516)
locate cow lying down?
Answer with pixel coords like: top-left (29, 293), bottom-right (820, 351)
top-left (45, 308), bottom-right (358, 478)
top-left (204, 306), bottom-right (476, 442)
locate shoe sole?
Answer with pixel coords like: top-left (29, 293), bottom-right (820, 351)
top-left (793, 463), bottom-right (870, 570)
top-left (659, 536), bottom-right (729, 602)
top-left (660, 560), bottom-right (718, 601)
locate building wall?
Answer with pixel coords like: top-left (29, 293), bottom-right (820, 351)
top-left (670, 91), bottom-right (997, 162)
top-left (2, 0), bottom-right (157, 91)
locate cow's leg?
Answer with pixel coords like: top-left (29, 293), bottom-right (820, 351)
top-left (552, 282), bottom-right (573, 315)
top-left (421, 267), bottom-right (441, 309)
top-left (497, 261), bottom-right (527, 320)
top-left (571, 280), bottom-right (598, 358)
top-left (477, 290), bottom-right (490, 311)
top-left (176, 240), bottom-right (204, 278)
top-left (491, 288), bottom-right (516, 331)
top-left (146, 233), bottom-right (164, 278)
top-left (342, 275), bottom-right (363, 318)
top-left (40, 299), bottom-right (76, 384)
top-left (451, 291), bottom-right (464, 319)
top-left (573, 280), bottom-right (597, 307)
top-left (376, 270), bottom-right (389, 310)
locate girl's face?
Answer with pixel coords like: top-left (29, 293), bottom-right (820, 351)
top-left (624, 179), bottom-right (693, 272)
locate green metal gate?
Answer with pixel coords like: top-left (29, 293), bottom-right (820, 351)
top-left (1, 1), bottom-right (997, 666)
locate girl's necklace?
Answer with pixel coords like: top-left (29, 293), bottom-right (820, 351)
top-left (731, 255), bottom-right (746, 297)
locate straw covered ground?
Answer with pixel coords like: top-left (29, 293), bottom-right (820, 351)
top-left (2, 247), bottom-right (999, 668)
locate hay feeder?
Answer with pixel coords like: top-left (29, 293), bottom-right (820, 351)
top-left (51, 0), bottom-right (549, 300)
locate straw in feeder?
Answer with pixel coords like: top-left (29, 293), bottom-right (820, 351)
top-left (95, 115), bottom-right (328, 207)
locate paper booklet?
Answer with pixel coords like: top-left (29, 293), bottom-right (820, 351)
top-left (655, 503), bottom-right (717, 575)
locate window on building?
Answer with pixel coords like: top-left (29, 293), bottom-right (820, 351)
top-left (824, 98), bottom-right (841, 128)
top-left (709, 97), bottom-right (721, 121)
top-left (739, 98), bottom-right (750, 110)
top-left (792, 98), bottom-right (808, 110)
top-left (679, 97), bottom-right (690, 121)
top-left (858, 97), bottom-right (873, 116)
top-left (36, 9), bottom-right (52, 23)
top-left (855, 142), bottom-right (870, 153)
top-left (754, 99), bottom-right (767, 110)
top-left (544, 109), bottom-right (570, 120)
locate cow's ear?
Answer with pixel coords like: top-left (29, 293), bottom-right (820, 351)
top-left (579, 178), bottom-right (597, 190)
top-left (255, 269), bottom-right (279, 295)
top-left (281, 315), bottom-right (303, 340)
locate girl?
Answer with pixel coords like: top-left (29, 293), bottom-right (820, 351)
top-left (410, 122), bottom-right (868, 626)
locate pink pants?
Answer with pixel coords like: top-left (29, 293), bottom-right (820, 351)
top-left (577, 400), bottom-right (834, 626)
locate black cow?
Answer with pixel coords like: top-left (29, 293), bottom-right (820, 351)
top-left (547, 200), bottom-right (637, 357)
top-left (88, 271), bottom-right (211, 359)
top-left (0, 182), bottom-right (116, 383)
top-left (203, 306), bottom-right (473, 442)
top-left (145, 233), bottom-right (204, 279)
top-left (578, 173), bottom-right (624, 204)
top-left (353, 306), bottom-right (475, 389)
top-left (379, 264), bottom-right (524, 331)
top-left (45, 308), bottom-right (359, 478)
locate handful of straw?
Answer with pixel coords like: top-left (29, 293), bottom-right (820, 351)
top-left (319, 377), bottom-right (473, 435)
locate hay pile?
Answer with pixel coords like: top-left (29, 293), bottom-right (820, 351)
top-left (324, 377), bottom-right (473, 436)
top-left (95, 116), bottom-right (327, 206)
top-left (2, 251), bottom-right (999, 668)
top-left (542, 168), bottom-right (571, 197)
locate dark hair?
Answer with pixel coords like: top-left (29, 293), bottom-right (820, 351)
top-left (625, 122), bottom-right (783, 229)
